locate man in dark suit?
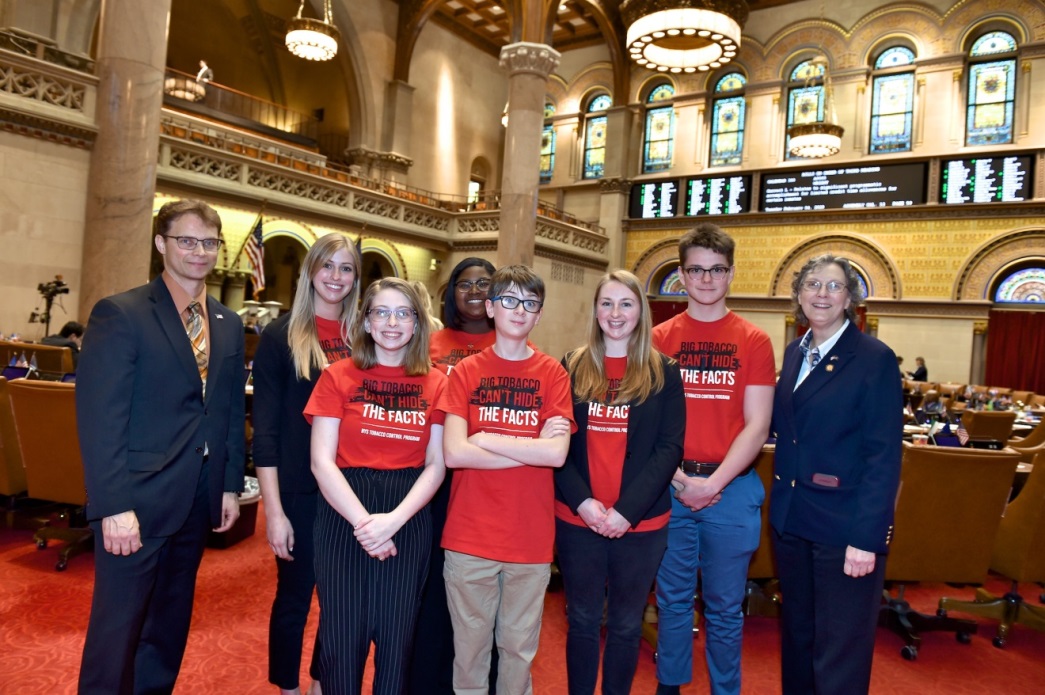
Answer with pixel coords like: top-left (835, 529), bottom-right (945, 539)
top-left (76, 199), bottom-right (246, 694)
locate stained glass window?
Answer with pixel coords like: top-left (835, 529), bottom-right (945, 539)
top-left (785, 60), bottom-right (826, 160)
top-left (659, 268), bottom-right (687, 296)
top-left (995, 267), bottom-right (1045, 303)
top-left (539, 124), bottom-right (555, 184)
top-left (710, 73), bottom-right (746, 167)
top-left (644, 84), bottom-right (675, 173)
top-left (869, 47), bottom-right (915, 154)
top-left (583, 94), bottom-right (612, 180)
top-left (966, 32), bottom-right (1017, 147)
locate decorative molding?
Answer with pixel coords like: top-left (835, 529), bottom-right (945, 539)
top-left (865, 299), bottom-right (992, 321)
top-left (0, 48), bottom-right (97, 148)
top-left (599, 177), bottom-right (631, 194)
top-left (954, 228), bottom-right (1045, 301)
top-left (499, 42), bottom-right (561, 79)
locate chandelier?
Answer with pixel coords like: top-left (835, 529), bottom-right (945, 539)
top-left (787, 56), bottom-right (844, 158)
top-left (621, 0), bottom-right (749, 73)
top-left (285, 0), bottom-right (339, 61)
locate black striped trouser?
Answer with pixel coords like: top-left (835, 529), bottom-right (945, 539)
top-left (314, 466), bottom-right (431, 695)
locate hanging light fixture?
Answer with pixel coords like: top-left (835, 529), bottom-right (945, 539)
top-left (787, 55), bottom-right (844, 158)
top-left (621, 0), bottom-right (749, 73)
top-left (285, 0), bottom-right (340, 61)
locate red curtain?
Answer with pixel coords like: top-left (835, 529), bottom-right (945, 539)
top-left (985, 310), bottom-right (1045, 392)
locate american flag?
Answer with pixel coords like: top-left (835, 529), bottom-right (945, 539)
top-left (245, 214), bottom-right (265, 299)
top-left (956, 423), bottom-right (970, 446)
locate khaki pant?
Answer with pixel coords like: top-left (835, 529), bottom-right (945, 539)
top-left (443, 550), bottom-right (550, 695)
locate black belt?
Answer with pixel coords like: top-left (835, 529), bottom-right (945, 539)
top-left (680, 460), bottom-right (720, 475)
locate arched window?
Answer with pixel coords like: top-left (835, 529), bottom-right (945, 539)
top-left (966, 31), bottom-right (1017, 147)
top-left (785, 59), bottom-right (826, 160)
top-left (995, 266), bottom-right (1045, 303)
top-left (583, 93), bottom-right (612, 180)
top-left (540, 102), bottom-right (556, 184)
top-left (710, 72), bottom-right (746, 167)
top-left (869, 46), bottom-right (915, 154)
top-left (643, 84), bottom-right (675, 173)
top-left (658, 268), bottom-right (687, 296)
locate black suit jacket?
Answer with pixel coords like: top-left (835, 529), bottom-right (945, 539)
top-left (769, 322), bottom-right (902, 554)
top-left (555, 352), bottom-right (685, 527)
top-left (76, 276), bottom-right (245, 537)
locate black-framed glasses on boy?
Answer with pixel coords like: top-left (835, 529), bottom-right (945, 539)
top-left (166, 236), bottom-right (223, 252)
top-left (367, 308), bottom-right (417, 322)
top-left (455, 278), bottom-right (492, 292)
top-left (683, 265), bottom-right (730, 280)
top-left (489, 295), bottom-right (543, 313)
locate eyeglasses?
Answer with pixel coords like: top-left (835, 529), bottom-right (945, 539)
top-left (683, 265), bottom-right (730, 280)
top-left (166, 236), bottom-right (223, 252)
top-left (801, 280), bottom-right (847, 294)
top-left (367, 308), bottom-right (417, 323)
top-left (489, 295), bottom-right (542, 313)
top-left (455, 278), bottom-right (492, 292)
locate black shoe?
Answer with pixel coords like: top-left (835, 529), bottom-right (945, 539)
top-left (655, 684), bottom-right (681, 695)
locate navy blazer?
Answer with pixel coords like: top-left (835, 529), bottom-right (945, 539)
top-left (769, 322), bottom-right (902, 554)
top-left (77, 276), bottom-right (246, 537)
top-left (251, 312), bottom-right (324, 495)
top-left (555, 352), bottom-right (685, 527)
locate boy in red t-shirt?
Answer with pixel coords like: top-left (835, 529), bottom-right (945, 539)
top-left (441, 265), bottom-right (575, 695)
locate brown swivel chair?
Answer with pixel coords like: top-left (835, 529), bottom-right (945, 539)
top-left (961, 410), bottom-right (1017, 445)
top-left (938, 450), bottom-right (1045, 647)
top-left (0, 377), bottom-right (28, 525)
top-left (7, 379), bottom-right (93, 570)
top-left (1008, 418), bottom-right (1045, 464)
top-left (1010, 390), bottom-right (1035, 406)
top-left (745, 444), bottom-right (780, 617)
top-left (879, 443), bottom-right (1020, 660)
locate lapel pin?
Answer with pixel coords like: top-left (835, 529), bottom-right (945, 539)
top-left (830, 355), bottom-right (838, 361)
top-left (215, 313), bottom-right (223, 319)
top-left (826, 364), bottom-right (835, 372)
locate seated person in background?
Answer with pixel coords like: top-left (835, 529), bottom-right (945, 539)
top-left (921, 390), bottom-right (947, 419)
top-left (907, 356), bottom-right (927, 382)
top-left (41, 320), bottom-right (84, 368)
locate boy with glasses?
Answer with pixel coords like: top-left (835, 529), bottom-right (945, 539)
top-left (651, 224), bottom-right (776, 695)
top-left (440, 264), bottom-right (575, 694)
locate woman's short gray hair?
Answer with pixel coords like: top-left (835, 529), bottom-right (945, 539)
top-left (791, 254), bottom-right (864, 325)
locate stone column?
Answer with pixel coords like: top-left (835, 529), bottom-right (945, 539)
top-left (78, 0), bottom-right (171, 319)
top-left (497, 42), bottom-right (560, 269)
top-left (970, 320), bottom-right (988, 385)
top-left (598, 178), bottom-right (630, 269)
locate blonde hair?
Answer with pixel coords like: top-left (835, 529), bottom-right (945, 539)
top-left (351, 277), bottom-right (432, 376)
top-left (287, 234), bottom-right (362, 379)
top-left (410, 280), bottom-right (443, 332)
top-left (566, 270), bottom-right (665, 405)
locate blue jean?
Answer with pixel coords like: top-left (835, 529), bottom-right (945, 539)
top-left (655, 469), bottom-right (763, 695)
top-left (556, 519), bottom-right (668, 695)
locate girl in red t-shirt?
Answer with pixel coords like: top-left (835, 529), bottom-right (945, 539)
top-left (253, 232), bottom-right (361, 695)
top-left (305, 278), bottom-right (447, 695)
top-left (555, 270), bottom-right (685, 695)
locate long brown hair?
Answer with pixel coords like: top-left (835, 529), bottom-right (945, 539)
top-left (287, 233), bottom-right (362, 379)
top-left (566, 270), bottom-right (665, 405)
top-left (351, 277), bottom-right (432, 376)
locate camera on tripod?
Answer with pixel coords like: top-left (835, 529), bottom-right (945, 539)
top-left (38, 275), bottom-right (70, 300)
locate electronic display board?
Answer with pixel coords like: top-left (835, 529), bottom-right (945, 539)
top-left (941, 155), bottom-right (1033, 204)
top-left (629, 180), bottom-right (680, 219)
top-left (759, 163), bottom-right (927, 212)
top-left (684, 175), bottom-right (752, 216)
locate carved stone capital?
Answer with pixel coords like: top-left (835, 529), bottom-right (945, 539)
top-left (973, 320), bottom-right (988, 335)
top-left (499, 42), bottom-right (561, 79)
top-left (599, 177), bottom-right (631, 194)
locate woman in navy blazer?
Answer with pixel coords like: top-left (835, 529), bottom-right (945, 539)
top-left (770, 254), bottom-right (902, 695)
top-left (555, 270), bottom-right (685, 695)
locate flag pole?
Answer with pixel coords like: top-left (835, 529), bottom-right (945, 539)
top-left (230, 201), bottom-right (268, 266)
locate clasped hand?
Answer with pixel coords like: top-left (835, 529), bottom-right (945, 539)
top-left (673, 476), bottom-right (723, 512)
top-left (354, 513), bottom-right (400, 560)
top-left (577, 498), bottom-right (630, 538)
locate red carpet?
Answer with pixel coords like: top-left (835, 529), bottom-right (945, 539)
top-left (2, 506), bottom-right (1043, 694)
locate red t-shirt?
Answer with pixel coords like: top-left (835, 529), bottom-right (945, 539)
top-left (555, 357), bottom-right (670, 532)
top-left (316, 316), bottom-right (351, 364)
top-left (304, 361), bottom-right (447, 470)
top-left (652, 311), bottom-right (776, 462)
top-left (429, 328), bottom-right (495, 375)
top-left (440, 347), bottom-right (575, 563)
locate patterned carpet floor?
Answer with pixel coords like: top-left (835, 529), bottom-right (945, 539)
top-left (2, 505), bottom-right (1043, 694)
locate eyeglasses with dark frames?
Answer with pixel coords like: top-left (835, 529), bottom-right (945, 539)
top-left (489, 295), bottom-right (543, 313)
top-left (683, 265), bottom-right (731, 280)
top-left (455, 278), bottom-right (492, 292)
top-left (166, 236), bottom-right (223, 253)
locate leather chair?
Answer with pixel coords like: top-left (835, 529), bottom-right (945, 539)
top-left (937, 382), bottom-right (967, 400)
top-left (7, 379), bottom-right (92, 570)
top-left (938, 450), bottom-right (1045, 647)
top-left (0, 339), bottom-right (74, 374)
top-left (1008, 418), bottom-right (1045, 464)
top-left (961, 410), bottom-right (1017, 445)
top-left (0, 377), bottom-right (28, 525)
top-left (879, 443), bottom-right (1020, 660)
top-left (1010, 390), bottom-right (1035, 406)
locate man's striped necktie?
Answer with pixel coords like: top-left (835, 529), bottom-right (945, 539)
top-left (186, 301), bottom-right (208, 397)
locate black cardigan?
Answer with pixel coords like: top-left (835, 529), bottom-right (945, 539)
top-left (554, 352), bottom-right (685, 527)
top-left (251, 313), bottom-right (330, 495)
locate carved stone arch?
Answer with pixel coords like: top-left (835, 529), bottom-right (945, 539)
top-left (545, 74), bottom-right (569, 111)
top-left (636, 74), bottom-right (676, 104)
top-left (632, 236), bottom-right (684, 294)
top-left (359, 237), bottom-right (407, 281)
top-left (568, 62), bottom-right (615, 114)
top-left (770, 234), bottom-right (900, 299)
top-left (849, 8), bottom-right (944, 62)
top-left (946, 0), bottom-right (1041, 52)
top-left (762, 20), bottom-right (853, 76)
top-left (861, 32), bottom-right (924, 67)
top-left (954, 228), bottom-right (1045, 301)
